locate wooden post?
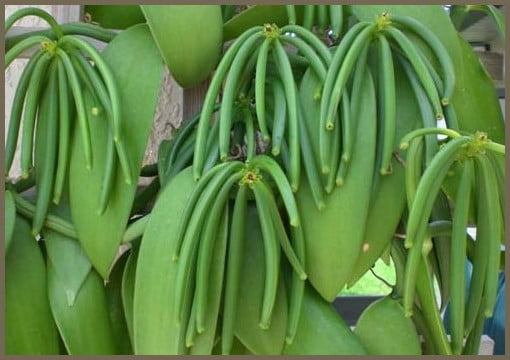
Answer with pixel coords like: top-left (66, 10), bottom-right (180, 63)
top-left (182, 78), bottom-right (210, 121)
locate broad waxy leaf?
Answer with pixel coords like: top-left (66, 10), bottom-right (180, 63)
top-left (284, 285), bottom-right (367, 355)
top-left (46, 228), bottom-right (117, 355)
top-left (69, 24), bottom-right (164, 279)
top-left (296, 68), bottom-right (377, 301)
top-left (44, 229), bottom-right (92, 307)
top-left (451, 34), bottom-right (504, 143)
top-left (142, 5), bottom-right (223, 88)
top-left (122, 243), bottom-right (139, 345)
top-left (347, 62), bottom-right (422, 285)
top-left (133, 167), bottom-right (197, 354)
top-left (133, 167), bottom-right (230, 354)
top-left (84, 5), bottom-right (145, 30)
top-left (5, 217), bottom-right (60, 355)
top-left (106, 249), bottom-right (133, 354)
top-left (212, 335), bottom-right (251, 354)
top-left (354, 296), bottom-right (421, 354)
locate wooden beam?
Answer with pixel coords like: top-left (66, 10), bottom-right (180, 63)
top-left (182, 79), bottom-right (210, 121)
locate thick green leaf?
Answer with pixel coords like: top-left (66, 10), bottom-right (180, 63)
top-left (106, 249), bottom-right (133, 354)
top-left (5, 217), bottom-right (60, 354)
top-left (231, 337), bottom-right (251, 355)
top-left (488, 152), bottom-right (505, 235)
top-left (212, 335), bottom-right (251, 354)
top-left (122, 243), bottom-right (139, 345)
top-left (5, 189), bottom-right (16, 252)
top-left (46, 229), bottom-right (116, 355)
top-left (234, 205), bottom-right (288, 355)
top-left (69, 24), bottom-right (164, 279)
top-left (84, 5), bottom-right (145, 30)
top-left (354, 296), bottom-right (421, 354)
top-left (133, 167), bottom-right (229, 354)
top-left (142, 5), bottom-right (223, 88)
top-left (347, 61), bottom-right (421, 285)
top-left (44, 229), bottom-right (92, 307)
top-left (133, 167), bottom-right (197, 354)
top-left (157, 138), bottom-right (174, 185)
top-left (283, 285), bottom-right (367, 355)
top-left (451, 34), bottom-right (504, 143)
top-left (296, 67), bottom-right (377, 301)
